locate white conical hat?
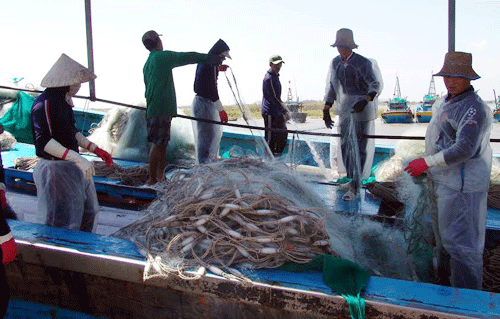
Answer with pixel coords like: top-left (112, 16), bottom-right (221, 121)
top-left (41, 53), bottom-right (96, 88)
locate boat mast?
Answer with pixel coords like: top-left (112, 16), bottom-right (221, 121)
top-left (85, 0), bottom-right (96, 101)
top-left (393, 76), bottom-right (401, 99)
top-left (428, 76), bottom-right (436, 97)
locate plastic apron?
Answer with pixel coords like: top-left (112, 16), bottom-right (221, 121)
top-left (33, 159), bottom-right (99, 232)
top-left (191, 95), bottom-right (223, 164)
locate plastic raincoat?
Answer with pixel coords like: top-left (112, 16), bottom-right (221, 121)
top-left (425, 88), bottom-right (492, 289)
top-left (324, 53), bottom-right (383, 188)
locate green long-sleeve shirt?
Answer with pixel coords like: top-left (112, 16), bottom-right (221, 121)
top-left (143, 50), bottom-right (210, 118)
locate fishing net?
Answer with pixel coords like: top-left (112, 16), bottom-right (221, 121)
top-left (111, 155), bottom-right (430, 283)
top-left (0, 130), bottom-right (17, 151)
top-left (87, 105), bottom-right (196, 165)
top-left (113, 157), bottom-right (332, 281)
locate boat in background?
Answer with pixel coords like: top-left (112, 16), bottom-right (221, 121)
top-left (415, 75), bottom-right (437, 123)
top-left (381, 76), bottom-right (413, 123)
top-left (492, 89), bottom-right (500, 122)
top-left (284, 81), bottom-right (307, 123)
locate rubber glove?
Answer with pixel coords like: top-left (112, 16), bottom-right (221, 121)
top-left (208, 54), bottom-right (223, 65)
top-left (219, 110), bottom-right (229, 123)
top-left (323, 109), bottom-right (334, 129)
top-left (219, 64), bottom-right (229, 72)
top-left (1, 237), bottom-right (17, 264)
top-left (404, 158), bottom-right (429, 177)
top-left (94, 147), bottom-right (113, 167)
top-left (0, 183), bottom-right (6, 210)
top-left (351, 100), bottom-right (368, 113)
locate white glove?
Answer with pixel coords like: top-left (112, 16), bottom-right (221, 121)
top-left (75, 132), bottom-right (96, 152)
top-left (65, 149), bottom-right (95, 180)
top-left (44, 139), bottom-right (95, 180)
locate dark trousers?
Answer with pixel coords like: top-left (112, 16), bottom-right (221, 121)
top-left (263, 114), bottom-right (288, 156)
top-left (339, 118), bottom-right (369, 190)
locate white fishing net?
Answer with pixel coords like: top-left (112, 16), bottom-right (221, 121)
top-left (111, 154), bottom-right (431, 283)
top-left (86, 105), bottom-right (196, 165)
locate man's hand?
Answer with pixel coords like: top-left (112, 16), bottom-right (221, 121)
top-left (219, 110), bottom-right (229, 123)
top-left (219, 64), bottom-right (229, 72)
top-left (323, 109), bottom-right (334, 129)
top-left (404, 158), bottom-right (429, 177)
top-left (351, 100), bottom-right (368, 113)
top-left (94, 147), bottom-right (113, 167)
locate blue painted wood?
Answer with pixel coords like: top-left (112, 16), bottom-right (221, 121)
top-left (6, 299), bottom-right (107, 319)
top-left (73, 108), bottom-right (106, 137)
top-left (8, 219), bottom-right (143, 260)
top-left (7, 219), bottom-right (500, 318)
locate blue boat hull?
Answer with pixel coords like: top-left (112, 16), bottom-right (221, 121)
top-left (5, 218), bottom-right (500, 318)
top-left (381, 113), bottom-right (414, 123)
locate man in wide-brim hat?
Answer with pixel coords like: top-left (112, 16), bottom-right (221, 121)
top-left (405, 51), bottom-right (492, 290)
top-left (323, 28), bottom-right (383, 201)
top-left (31, 53), bottom-right (114, 232)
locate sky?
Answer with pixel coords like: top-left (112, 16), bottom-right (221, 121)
top-left (1, 0), bottom-right (500, 109)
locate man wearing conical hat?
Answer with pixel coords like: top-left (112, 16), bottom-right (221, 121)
top-left (405, 52), bottom-right (492, 290)
top-left (323, 28), bottom-right (383, 201)
top-left (31, 53), bottom-right (114, 232)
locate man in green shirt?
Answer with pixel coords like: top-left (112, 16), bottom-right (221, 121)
top-left (142, 30), bottom-right (221, 186)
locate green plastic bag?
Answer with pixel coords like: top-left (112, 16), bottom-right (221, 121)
top-left (279, 254), bottom-right (370, 319)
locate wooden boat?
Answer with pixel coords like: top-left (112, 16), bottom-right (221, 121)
top-left (381, 77), bottom-right (413, 124)
top-left (5, 205), bottom-right (500, 318)
top-left (3, 3), bottom-right (499, 316)
top-left (492, 90), bottom-right (500, 122)
top-left (3, 108), bottom-right (500, 318)
top-left (415, 76), bottom-right (437, 123)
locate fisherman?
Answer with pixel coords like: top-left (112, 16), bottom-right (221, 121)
top-left (142, 30), bottom-right (223, 185)
top-left (404, 52), bottom-right (491, 290)
top-left (191, 39), bottom-right (231, 164)
top-left (31, 53), bottom-right (113, 232)
top-left (261, 55), bottom-right (290, 157)
top-left (323, 28), bottom-right (383, 200)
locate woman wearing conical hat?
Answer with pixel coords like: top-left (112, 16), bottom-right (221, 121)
top-left (31, 53), bottom-right (113, 232)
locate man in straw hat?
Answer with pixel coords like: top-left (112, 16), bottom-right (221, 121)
top-left (323, 28), bottom-right (383, 201)
top-left (142, 30), bottom-right (223, 186)
top-left (405, 51), bottom-right (492, 290)
top-left (31, 53), bottom-right (114, 232)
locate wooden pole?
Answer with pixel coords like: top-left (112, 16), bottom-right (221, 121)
top-left (448, 0), bottom-right (455, 52)
top-left (85, 0), bottom-right (96, 101)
